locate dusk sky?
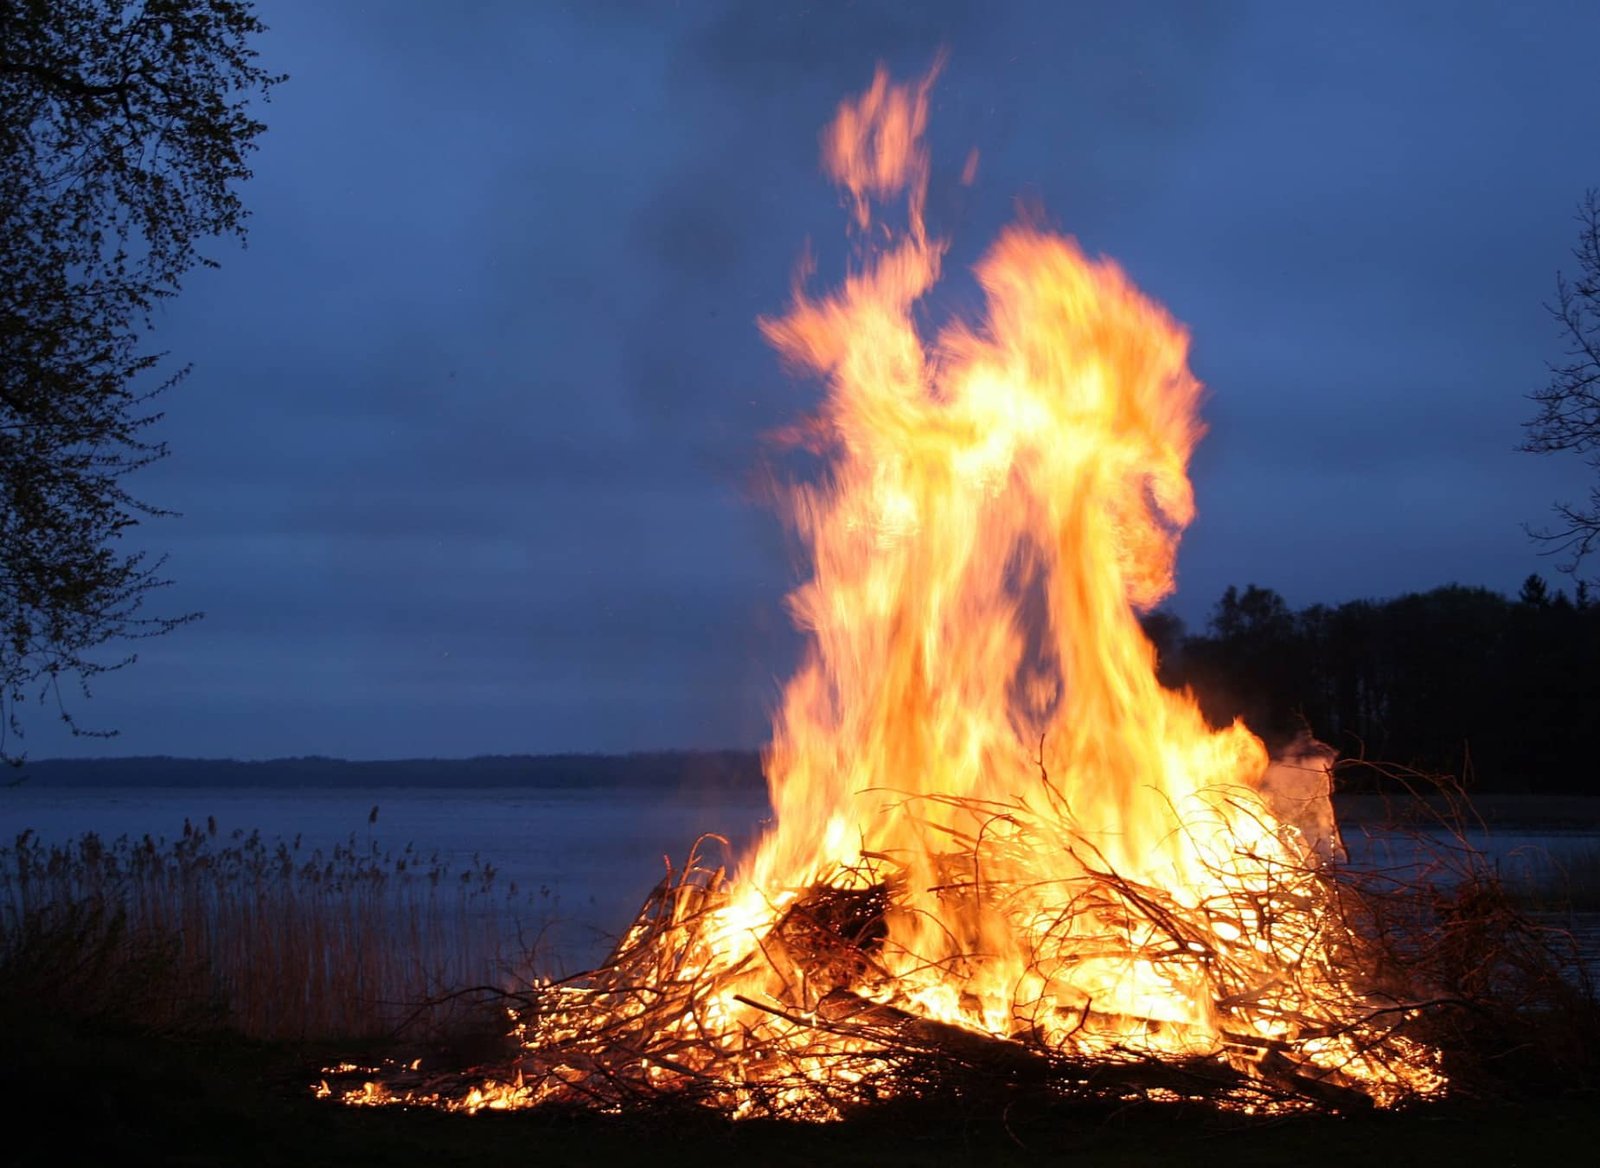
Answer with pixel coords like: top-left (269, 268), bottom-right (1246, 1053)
top-left (27, 0), bottom-right (1600, 761)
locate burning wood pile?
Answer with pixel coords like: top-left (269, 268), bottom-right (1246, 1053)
top-left (325, 797), bottom-right (1447, 1117)
top-left (322, 66), bottom-right (1461, 1118)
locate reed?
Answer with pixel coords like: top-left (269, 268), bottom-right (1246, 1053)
top-left (0, 820), bottom-right (552, 1040)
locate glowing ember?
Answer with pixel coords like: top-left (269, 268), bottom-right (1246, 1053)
top-left (327, 65), bottom-right (1445, 1117)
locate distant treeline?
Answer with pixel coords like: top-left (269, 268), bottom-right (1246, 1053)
top-left (12, 751), bottom-right (766, 792)
top-left (1147, 576), bottom-right (1600, 793)
top-left (16, 577), bottom-right (1595, 796)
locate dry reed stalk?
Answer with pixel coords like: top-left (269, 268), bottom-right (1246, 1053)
top-left (1, 824), bottom-right (549, 1040)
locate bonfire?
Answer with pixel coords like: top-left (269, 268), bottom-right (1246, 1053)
top-left (324, 65), bottom-right (1455, 1118)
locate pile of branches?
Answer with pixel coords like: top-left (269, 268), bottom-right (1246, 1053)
top-left (318, 778), bottom-right (1597, 1120)
top-left (326, 861), bottom-right (1320, 1119)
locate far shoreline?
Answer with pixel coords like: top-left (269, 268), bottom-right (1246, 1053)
top-left (8, 752), bottom-right (1599, 831)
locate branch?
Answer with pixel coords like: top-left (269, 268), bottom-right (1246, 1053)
top-left (0, 57), bottom-right (126, 101)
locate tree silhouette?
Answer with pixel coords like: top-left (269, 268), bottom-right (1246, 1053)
top-left (1524, 189), bottom-right (1600, 577)
top-left (0, 0), bottom-right (283, 761)
top-left (1169, 580), bottom-right (1600, 794)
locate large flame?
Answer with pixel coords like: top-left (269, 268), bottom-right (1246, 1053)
top-left (331, 66), bottom-right (1444, 1117)
top-left (723, 63), bottom-right (1360, 1065)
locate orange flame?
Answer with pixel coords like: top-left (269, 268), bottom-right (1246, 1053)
top-left (711, 63), bottom-right (1437, 1096)
top-left (329, 65), bottom-right (1444, 1117)
top-left (750, 61), bottom-right (1245, 1026)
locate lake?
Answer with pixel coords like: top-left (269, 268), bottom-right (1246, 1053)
top-left (2, 785), bottom-right (773, 972)
top-left (6, 784), bottom-right (1597, 972)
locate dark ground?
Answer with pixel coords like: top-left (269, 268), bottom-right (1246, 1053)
top-left (7, 1007), bottom-right (1598, 1168)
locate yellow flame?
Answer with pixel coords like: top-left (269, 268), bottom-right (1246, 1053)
top-left (699, 64), bottom-right (1438, 1099)
top-left (733, 61), bottom-right (1258, 1041)
top-left (334, 65), bottom-right (1444, 1116)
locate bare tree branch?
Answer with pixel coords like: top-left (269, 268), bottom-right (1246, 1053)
top-left (1523, 189), bottom-right (1600, 577)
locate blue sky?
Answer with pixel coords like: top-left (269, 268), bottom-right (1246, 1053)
top-left (26, 0), bottom-right (1600, 759)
